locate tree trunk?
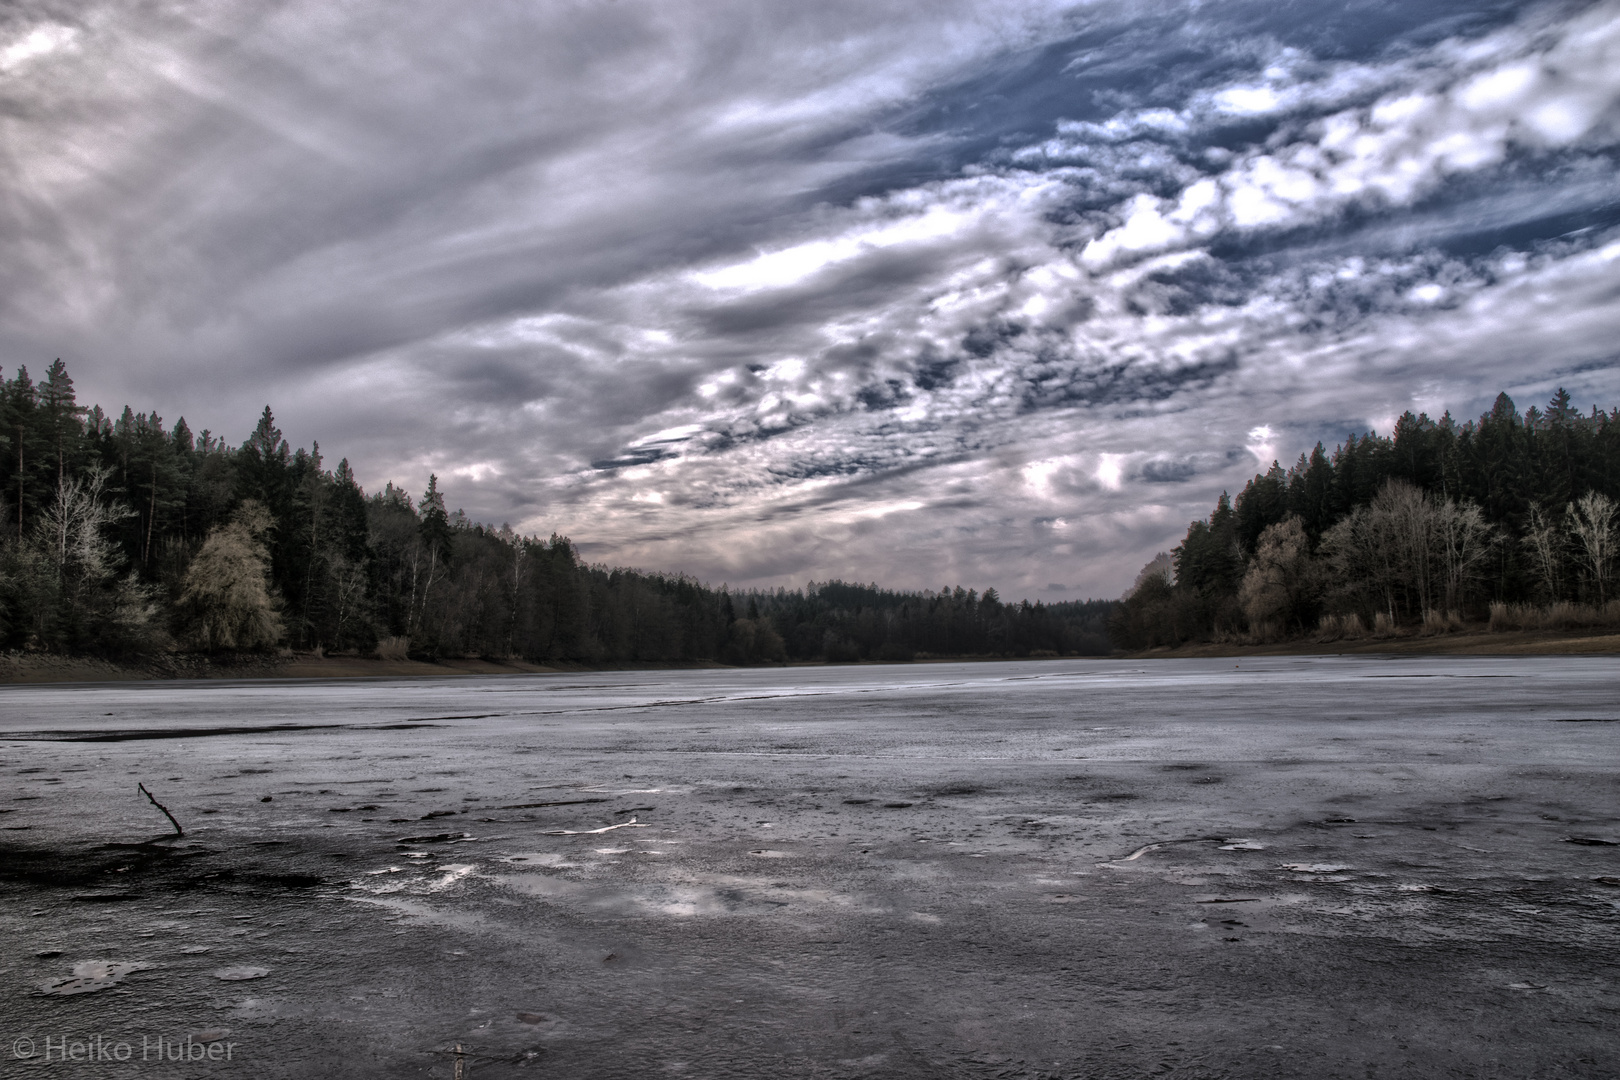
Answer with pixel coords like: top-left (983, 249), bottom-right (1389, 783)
top-left (145, 461), bottom-right (157, 566)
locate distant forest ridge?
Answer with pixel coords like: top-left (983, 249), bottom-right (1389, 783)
top-left (1113, 389), bottom-right (1620, 649)
top-left (0, 360), bottom-right (1113, 662)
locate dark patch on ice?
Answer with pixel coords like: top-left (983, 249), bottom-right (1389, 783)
top-left (10, 722), bottom-right (440, 742)
top-left (404, 714), bottom-right (501, 721)
top-left (0, 834), bottom-right (341, 900)
top-left (252, 872), bottom-right (324, 888)
top-left (12, 724), bottom-right (345, 741)
top-left (1195, 897), bottom-right (1263, 904)
top-left (929, 784), bottom-right (986, 796)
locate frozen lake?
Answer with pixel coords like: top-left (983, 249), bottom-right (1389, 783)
top-left (3, 656), bottom-right (1618, 1078)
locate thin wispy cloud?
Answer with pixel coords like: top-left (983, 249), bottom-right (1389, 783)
top-left (3, 0), bottom-right (1618, 597)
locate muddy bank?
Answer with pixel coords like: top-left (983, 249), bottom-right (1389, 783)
top-left (0, 651), bottom-right (291, 684)
top-left (1127, 625), bottom-right (1620, 659)
top-left (0, 651), bottom-right (745, 684)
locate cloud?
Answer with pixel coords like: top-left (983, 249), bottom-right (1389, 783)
top-left (2, 0), bottom-right (1619, 599)
top-left (0, 23), bottom-right (77, 71)
top-left (1079, 2), bottom-right (1620, 270)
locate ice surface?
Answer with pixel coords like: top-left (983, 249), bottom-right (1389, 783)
top-left (2, 656), bottom-right (1617, 1076)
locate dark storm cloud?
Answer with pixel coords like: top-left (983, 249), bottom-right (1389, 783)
top-left (3, 0), bottom-right (1620, 598)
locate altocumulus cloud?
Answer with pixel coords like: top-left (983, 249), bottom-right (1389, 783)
top-left (3, 0), bottom-right (1619, 597)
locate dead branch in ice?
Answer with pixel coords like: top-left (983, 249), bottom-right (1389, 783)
top-left (138, 782), bottom-right (183, 836)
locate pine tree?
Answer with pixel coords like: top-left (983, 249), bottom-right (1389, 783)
top-left (5, 366), bottom-right (41, 542)
top-left (38, 359), bottom-right (87, 495)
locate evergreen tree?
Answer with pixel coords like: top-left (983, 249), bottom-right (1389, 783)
top-left (38, 359), bottom-right (87, 494)
top-left (4, 366), bottom-right (43, 542)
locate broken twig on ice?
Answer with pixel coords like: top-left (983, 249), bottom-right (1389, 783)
top-left (138, 783), bottom-right (184, 836)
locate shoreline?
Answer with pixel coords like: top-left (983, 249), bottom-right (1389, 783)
top-left (2, 626), bottom-right (1618, 685)
top-left (1123, 626), bottom-right (1620, 659)
top-left (0, 652), bottom-right (730, 685)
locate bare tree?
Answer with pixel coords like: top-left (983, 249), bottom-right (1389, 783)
top-left (37, 464), bottom-right (132, 583)
top-left (1380, 479), bottom-right (1436, 615)
top-left (1568, 491), bottom-right (1618, 604)
top-left (1321, 487), bottom-right (1403, 623)
top-left (1521, 504), bottom-right (1566, 603)
top-left (1322, 479), bottom-right (1491, 623)
top-left (328, 552), bottom-right (369, 650)
top-left (1238, 517), bottom-right (1311, 638)
top-left (1434, 497), bottom-right (1493, 612)
top-left (30, 462), bottom-right (161, 649)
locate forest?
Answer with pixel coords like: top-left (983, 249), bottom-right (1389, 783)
top-left (1112, 389), bottom-right (1620, 649)
top-left (0, 361), bottom-right (1112, 663)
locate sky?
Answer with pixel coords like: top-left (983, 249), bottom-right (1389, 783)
top-left (3, 0), bottom-right (1620, 599)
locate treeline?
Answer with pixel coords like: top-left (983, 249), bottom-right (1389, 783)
top-left (1113, 390), bottom-right (1620, 648)
top-left (0, 360), bottom-right (1113, 662)
top-left (748, 583), bottom-right (1113, 662)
